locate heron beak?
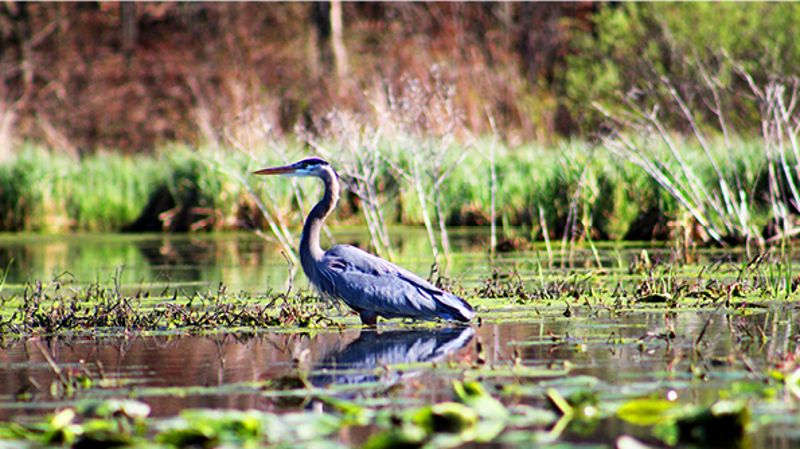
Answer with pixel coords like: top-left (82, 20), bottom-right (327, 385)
top-left (253, 165), bottom-right (296, 176)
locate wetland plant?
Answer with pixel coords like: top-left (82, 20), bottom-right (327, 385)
top-left (300, 109), bottom-right (397, 261)
top-left (0, 379), bottom-right (759, 449)
top-left (296, 72), bottom-right (469, 263)
top-left (596, 51), bottom-right (800, 252)
top-left (0, 279), bottom-right (337, 336)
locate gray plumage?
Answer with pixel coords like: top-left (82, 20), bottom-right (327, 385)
top-left (254, 157), bottom-right (475, 326)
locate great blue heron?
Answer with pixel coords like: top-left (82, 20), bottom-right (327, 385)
top-left (254, 157), bottom-right (475, 326)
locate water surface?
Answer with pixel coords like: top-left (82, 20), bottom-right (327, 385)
top-left (0, 231), bottom-right (797, 447)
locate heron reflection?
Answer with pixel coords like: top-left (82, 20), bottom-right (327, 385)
top-left (309, 326), bottom-right (475, 389)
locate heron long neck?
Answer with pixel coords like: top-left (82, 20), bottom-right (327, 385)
top-left (300, 168), bottom-right (339, 278)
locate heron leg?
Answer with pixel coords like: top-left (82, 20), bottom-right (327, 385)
top-left (359, 310), bottom-right (378, 327)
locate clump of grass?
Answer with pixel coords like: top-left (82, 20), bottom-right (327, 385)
top-left (0, 146), bottom-right (165, 232)
top-left (0, 146), bottom-right (64, 232)
top-left (0, 152), bottom-right (34, 231)
top-left (441, 140), bottom-right (674, 246)
top-left (596, 51), bottom-right (799, 254)
top-left (0, 145), bottom-right (280, 233)
top-left (66, 153), bottom-right (163, 232)
top-left (476, 268), bottom-right (531, 300)
top-left (474, 266), bottom-right (597, 304)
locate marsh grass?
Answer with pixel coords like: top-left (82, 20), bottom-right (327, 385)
top-left (0, 255), bottom-right (797, 448)
top-left (0, 147), bottom-right (163, 233)
top-left (67, 153), bottom-right (163, 232)
top-left (469, 245), bottom-right (800, 311)
top-left (596, 53), bottom-right (800, 259)
top-left (3, 243), bottom-right (797, 337)
top-left (0, 136), bottom-right (781, 259)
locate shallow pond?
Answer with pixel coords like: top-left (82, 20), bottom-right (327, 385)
top-left (0, 231), bottom-right (799, 448)
top-left (0, 228), bottom-right (759, 295)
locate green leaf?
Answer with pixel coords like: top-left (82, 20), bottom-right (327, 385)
top-left (413, 402), bottom-right (478, 435)
top-left (361, 425), bottom-right (426, 449)
top-left (51, 409), bottom-right (76, 429)
top-left (78, 399), bottom-right (152, 420)
top-left (506, 404), bottom-right (559, 427)
top-left (452, 381), bottom-right (508, 420)
top-left (616, 399), bottom-right (677, 426)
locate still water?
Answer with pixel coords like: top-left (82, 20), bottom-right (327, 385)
top-left (0, 231), bottom-right (798, 447)
top-left (0, 228), bottom-right (756, 295)
top-left (0, 229), bottom-right (497, 295)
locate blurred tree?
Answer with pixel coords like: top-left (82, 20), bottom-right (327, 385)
top-left (120, 2), bottom-right (137, 58)
top-left (567, 2), bottom-right (800, 135)
top-left (330, 1), bottom-right (348, 80)
top-left (310, 1), bottom-right (332, 79)
top-left (1, 2), bottom-right (792, 152)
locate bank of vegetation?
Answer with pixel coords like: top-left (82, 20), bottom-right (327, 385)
top-left (0, 134), bottom-right (781, 246)
top-left (1, 3), bottom-right (800, 254)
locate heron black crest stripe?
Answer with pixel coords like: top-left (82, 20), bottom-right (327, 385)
top-left (298, 157), bottom-right (329, 169)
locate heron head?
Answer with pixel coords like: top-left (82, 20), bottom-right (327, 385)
top-left (253, 157), bottom-right (330, 178)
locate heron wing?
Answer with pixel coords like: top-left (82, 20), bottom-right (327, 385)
top-left (318, 245), bottom-right (474, 321)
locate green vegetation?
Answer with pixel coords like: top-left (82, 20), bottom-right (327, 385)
top-left (0, 138), bottom-right (777, 248)
top-left (565, 4), bottom-right (800, 248)
top-left (0, 380), bottom-right (769, 448)
top-left (3, 4), bottom-right (800, 254)
top-left (0, 146), bottom-right (163, 233)
top-left (568, 3), bottom-right (800, 134)
top-left (0, 277), bottom-right (337, 335)
top-left (0, 293), bottom-right (794, 449)
top-left (1, 243), bottom-right (799, 337)
top-left (4, 3), bottom-right (800, 447)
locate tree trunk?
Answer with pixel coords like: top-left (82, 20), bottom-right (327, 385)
top-left (330, 0), bottom-right (348, 80)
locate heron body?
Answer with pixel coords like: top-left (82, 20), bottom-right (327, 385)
top-left (254, 158), bottom-right (475, 326)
